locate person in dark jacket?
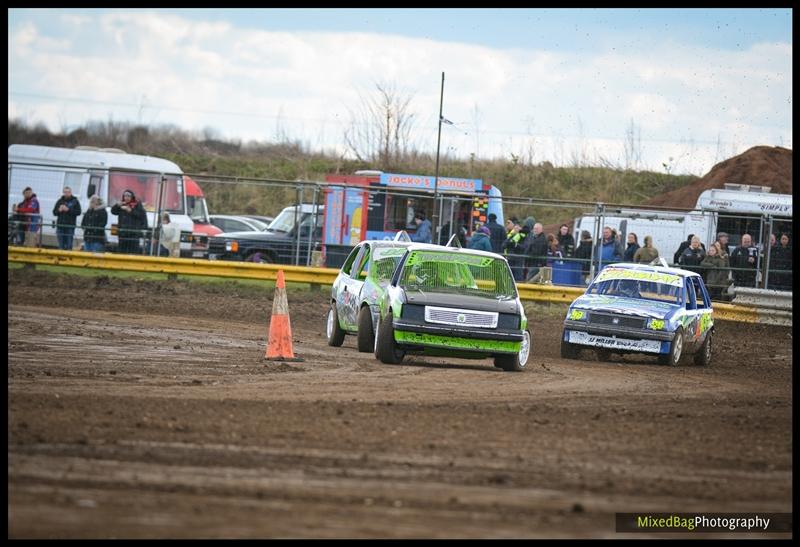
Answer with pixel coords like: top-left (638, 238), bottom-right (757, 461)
top-left (111, 189), bottom-right (148, 254)
top-left (467, 226), bottom-right (493, 252)
top-left (557, 224), bottom-right (575, 257)
top-left (623, 232), bottom-right (640, 262)
top-left (81, 195), bottom-right (108, 252)
top-left (545, 233), bottom-right (564, 266)
top-left (768, 233), bottom-right (792, 291)
top-left (574, 230), bottom-right (594, 283)
top-left (701, 243), bottom-right (731, 300)
top-left (679, 236), bottom-right (706, 275)
top-left (526, 222), bottom-right (548, 274)
top-left (729, 233), bottom-right (758, 288)
top-left (52, 186), bottom-right (82, 250)
top-left (503, 221), bottom-right (526, 281)
top-left (485, 213), bottom-right (506, 254)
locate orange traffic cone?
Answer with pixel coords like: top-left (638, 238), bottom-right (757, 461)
top-left (264, 270), bottom-right (303, 362)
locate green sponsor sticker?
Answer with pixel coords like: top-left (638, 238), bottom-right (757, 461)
top-left (406, 251), bottom-right (494, 268)
top-left (597, 267), bottom-right (683, 287)
top-left (394, 330), bottom-right (521, 353)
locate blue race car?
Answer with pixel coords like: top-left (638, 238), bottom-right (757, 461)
top-left (561, 263), bottom-right (714, 366)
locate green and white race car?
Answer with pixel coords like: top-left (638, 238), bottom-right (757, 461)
top-left (371, 242), bottom-right (531, 371)
top-left (327, 233), bottom-right (415, 352)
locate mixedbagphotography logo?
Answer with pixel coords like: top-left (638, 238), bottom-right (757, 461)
top-left (616, 513), bottom-right (792, 533)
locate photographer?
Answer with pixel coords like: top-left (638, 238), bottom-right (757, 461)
top-left (730, 233), bottom-right (759, 288)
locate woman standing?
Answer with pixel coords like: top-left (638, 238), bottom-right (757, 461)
top-left (623, 232), bottom-right (640, 262)
top-left (81, 195), bottom-right (108, 252)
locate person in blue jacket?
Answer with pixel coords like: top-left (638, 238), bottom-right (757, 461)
top-left (468, 226), bottom-right (493, 252)
top-left (410, 211), bottom-right (432, 243)
top-left (596, 226), bottom-right (623, 271)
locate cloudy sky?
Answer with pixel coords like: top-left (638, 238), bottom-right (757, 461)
top-left (8, 8), bottom-right (792, 175)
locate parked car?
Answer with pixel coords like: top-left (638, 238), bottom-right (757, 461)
top-left (560, 262), bottom-right (714, 366)
top-left (209, 215), bottom-right (270, 234)
top-left (208, 205), bottom-right (323, 264)
top-left (327, 232), bottom-right (414, 352)
top-left (368, 241), bottom-right (531, 371)
top-left (243, 215), bottom-right (274, 226)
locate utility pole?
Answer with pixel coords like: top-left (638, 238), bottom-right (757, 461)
top-left (432, 72), bottom-right (445, 244)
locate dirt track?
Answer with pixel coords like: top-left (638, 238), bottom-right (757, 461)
top-left (8, 270), bottom-right (793, 538)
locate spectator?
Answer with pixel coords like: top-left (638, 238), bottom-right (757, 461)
top-left (158, 212), bottom-right (181, 257)
top-left (410, 211), bottom-right (432, 243)
top-left (769, 233), bottom-right (792, 291)
top-left (715, 232), bottom-right (732, 257)
top-left (52, 186), bottom-right (82, 251)
top-left (596, 226), bottom-right (623, 271)
top-left (623, 232), bottom-right (640, 262)
top-left (574, 230), bottom-right (594, 283)
top-left (523, 216), bottom-right (536, 232)
top-left (12, 187), bottom-right (41, 247)
top-left (111, 189), bottom-right (148, 255)
top-left (545, 233), bottom-right (564, 266)
top-left (673, 234), bottom-right (694, 265)
top-left (525, 222), bottom-right (548, 280)
top-left (730, 233), bottom-right (758, 288)
top-left (467, 225), bottom-right (493, 252)
top-left (679, 235), bottom-right (706, 274)
top-left (633, 235), bottom-right (659, 264)
top-left (557, 224), bottom-right (575, 257)
top-left (702, 243), bottom-right (731, 300)
top-left (485, 213), bottom-right (506, 254)
top-left (769, 233), bottom-right (777, 250)
top-left (503, 222), bottom-right (526, 282)
top-left (81, 196), bottom-right (108, 252)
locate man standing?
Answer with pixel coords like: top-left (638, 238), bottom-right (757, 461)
top-left (730, 234), bottom-right (759, 288)
top-left (81, 195), bottom-right (108, 252)
top-left (597, 226), bottom-right (623, 271)
top-left (678, 235), bottom-right (706, 275)
top-left (12, 187), bottom-right (41, 247)
top-left (526, 222), bottom-right (548, 280)
top-left (715, 232), bottom-right (732, 257)
top-left (52, 186), bottom-right (82, 250)
top-left (485, 213), bottom-right (506, 254)
top-left (557, 224), bottom-right (575, 257)
top-left (410, 211), bottom-right (432, 244)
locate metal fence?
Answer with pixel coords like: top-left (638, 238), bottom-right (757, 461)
top-left (7, 168), bottom-right (793, 301)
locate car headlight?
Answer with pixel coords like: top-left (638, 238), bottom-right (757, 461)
top-left (568, 309), bottom-right (587, 321)
top-left (225, 241), bottom-right (239, 252)
top-left (648, 318), bottom-right (665, 330)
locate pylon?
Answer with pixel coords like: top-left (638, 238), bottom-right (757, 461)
top-left (264, 270), bottom-right (303, 361)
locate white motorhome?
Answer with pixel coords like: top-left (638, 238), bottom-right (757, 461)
top-left (573, 184), bottom-right (793, 263)
top-left (8, 144), bottom-right (195, 253)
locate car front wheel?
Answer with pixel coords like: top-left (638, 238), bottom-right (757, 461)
top-left (659, 327), bottom-right (684, 366)
top-left (495, 330), bottom-right (531, 372)
top-left (356, 306), bottom-right (375, 353)
top-left (326, 303), bottom-right (346, 347)
top-left (375, 314), bottom-right (405, 364)
top-left (560, 335), bottom-right (579, 360)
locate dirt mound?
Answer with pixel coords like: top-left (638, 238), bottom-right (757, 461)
top-left (645, 146), bottom-right (792, 210)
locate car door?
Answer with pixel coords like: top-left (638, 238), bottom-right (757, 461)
top-left (342, 244), bottom-right (371, 329)
top-left (688, 276), bottom-right (713, 347)
top-left (335, 244), bottom-right (365, 331)
top-left (681, 278), bottom-right (702, 352)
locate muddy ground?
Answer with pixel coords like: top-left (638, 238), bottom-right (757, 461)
top-left (8, 269), bottom-right (793, 538)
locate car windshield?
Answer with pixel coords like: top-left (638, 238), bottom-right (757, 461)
top-left (268, 210), bottom-right (318, 233)
top-left (587, 267), bottom-right (684, 305)
top-left (371, 246), bottom-right (408, 282)
top-left (398, 250), bottom-right (516, 299)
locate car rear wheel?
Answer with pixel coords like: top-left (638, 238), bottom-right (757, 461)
top-left (658, 327), bottom-right (684, 366)
top-left (375, 314), bottom-right (405, 364)
top-left (356, 306), bottom-right (375, 353)
top-left (495, 330), bottom-right (531, 372)
top-left (693, 330), bottom-right (712, 367)
top-left (326, 303), bottom-right (346, 347)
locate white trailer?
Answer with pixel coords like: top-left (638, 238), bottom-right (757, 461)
top-left (8, 144), bottom-right (195, 253)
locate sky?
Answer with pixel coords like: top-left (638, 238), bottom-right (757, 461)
top-left (7, 8), bottom-right (793, 176)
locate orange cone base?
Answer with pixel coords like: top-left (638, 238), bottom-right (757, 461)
top-left (264, 315), bottom-right (303, 361)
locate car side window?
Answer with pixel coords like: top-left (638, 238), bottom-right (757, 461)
top-left (684, 282), bottom-right (697, 310)
top-left (354, 246), bottom-right (371, 280)
top-left (691, 277), bottom-right (708, 309)
top-left (340, 245), bottom-right (362, 277)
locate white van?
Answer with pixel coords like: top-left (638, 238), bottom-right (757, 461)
top-left (8, 144), bottom-right (194, 253)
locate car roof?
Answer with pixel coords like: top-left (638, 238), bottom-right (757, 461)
top-left (602, 262), bottom-right (702, 278)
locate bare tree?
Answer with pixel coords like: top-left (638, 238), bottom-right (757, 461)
top-left (623, 118), bottom-right (642, 170)
top-left (344, 82), bottom-right (416, 170)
